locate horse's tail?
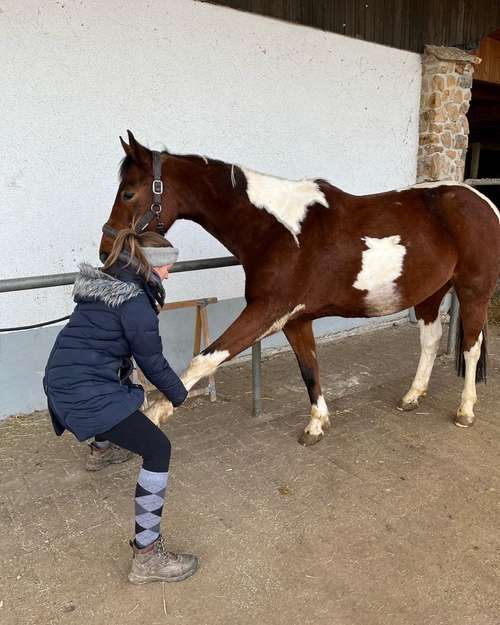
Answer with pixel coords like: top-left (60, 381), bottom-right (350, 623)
top-left (455, 315), bottom-right (488, 383)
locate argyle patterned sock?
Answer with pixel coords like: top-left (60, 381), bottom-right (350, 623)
top-left (134, 468), bottom-right (168, 548)
top-left (93, 439), bottom-right (110, 449)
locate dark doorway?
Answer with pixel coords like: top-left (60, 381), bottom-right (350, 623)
top-left (466, 29), bottom-right (500, 206)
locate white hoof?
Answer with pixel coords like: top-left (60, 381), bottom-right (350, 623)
top-left (455, 404), bottom-right (475, 428)
top-left (399, 388), bottom-right (426, 411)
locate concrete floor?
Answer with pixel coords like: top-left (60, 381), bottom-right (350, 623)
top-left (1, 321), bottom-right (500, 625)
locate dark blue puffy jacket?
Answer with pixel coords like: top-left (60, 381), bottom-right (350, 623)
top-left (43, 262), bottom-right (187, 441)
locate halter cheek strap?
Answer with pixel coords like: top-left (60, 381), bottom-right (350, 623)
top-left (134, 150), bottom-right (166, 234)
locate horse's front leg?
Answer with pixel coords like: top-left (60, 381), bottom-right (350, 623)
top-left (144, 301), bottom-right (280, 425)
top-left (283, 319), bottom-right (330, 446)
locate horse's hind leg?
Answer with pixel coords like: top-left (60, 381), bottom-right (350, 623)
top-left (283, 319), bottom-right (330, 446)
top-left (453, 294), bottom-right (489, 427)
top-left (399, 283), bottom-right (450, 411)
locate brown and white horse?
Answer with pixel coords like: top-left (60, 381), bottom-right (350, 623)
top-left (100, 132), bottom-right (500, 445)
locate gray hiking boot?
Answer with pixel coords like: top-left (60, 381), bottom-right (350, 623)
top-left (85, 442), bottom-right (133, 471)
top-left (128, 535), bottom-right (199, 584)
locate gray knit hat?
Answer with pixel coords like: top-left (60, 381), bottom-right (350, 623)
top-left (142, 246), bottom-right (179, 267)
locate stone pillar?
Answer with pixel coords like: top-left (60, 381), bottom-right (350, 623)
top-left (417, 45), bottom-right (481, 182)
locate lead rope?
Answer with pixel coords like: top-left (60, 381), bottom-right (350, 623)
top-left (0, 315), bottom-right (72, 333)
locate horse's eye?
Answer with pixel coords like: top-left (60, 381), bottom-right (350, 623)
top-left (122, 191), bottom-right (135, 201)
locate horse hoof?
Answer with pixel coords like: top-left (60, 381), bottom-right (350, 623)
top-left (322, 418), bottom-right (331, 431)
top-left (397, 398), bottom-right (420, 412)
top-left (454, 414), bottom-right (475, 428)
top-left (299, 431), bottom-right (324, 446)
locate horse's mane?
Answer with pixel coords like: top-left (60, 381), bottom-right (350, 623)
top-left (119, 149), bottom-right (229, 180)
top-left (119, 149), bottom-right (171, 180)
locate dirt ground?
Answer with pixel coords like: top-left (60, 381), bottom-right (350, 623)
top-left (489, 288), bottom-right (500, 325)
top-left (1, 321), bottom-right (500, 625)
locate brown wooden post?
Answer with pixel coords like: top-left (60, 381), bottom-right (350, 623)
top-left (193, 306), bottom-right (202, 356)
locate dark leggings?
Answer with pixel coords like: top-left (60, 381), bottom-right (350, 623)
top-left (95, 410), bottom-right (171, 472)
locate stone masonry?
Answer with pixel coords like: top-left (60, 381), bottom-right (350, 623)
top-left (417, 45), bottom-right (481, 182)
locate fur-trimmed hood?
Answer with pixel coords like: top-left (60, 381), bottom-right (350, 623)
top-left (73, 263), bottom-right (143, 307)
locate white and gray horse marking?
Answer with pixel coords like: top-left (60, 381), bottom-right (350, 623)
top-left (258, 305), bottom-right (306, 341)
top-left (181, 350), bottom-right (230, 391)
top-left (304, 394), bottom-right (330, 437)
top-left (456, 331), bottom-right (483, 427)
top-left (241, 167), bottom-right (328, 245)
top-left (353, 235), bottom-right (407, 315)
top-left (400, 316), bottom-right (443, 409)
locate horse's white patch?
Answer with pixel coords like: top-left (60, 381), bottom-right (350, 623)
top-left (311, 395), bottom-right (329, 419)
top-left (458, 331), bottom-right (483, 418)
top-left (399, 181), bottom-right (500, 223)
top-left (258, 305), bottom-right (305, 340)
top-left (402, 317), bottom-right (442, 405)
top-left (353, 235), bottom-right (407, 315)
top-left (305, 395), bottom-right (330, 438)
top-left (305, 418), bottom-right (324, 436)
top-left (241, 167), bottom-right (328, 245)
top-left (181, 350), bottom-right (229, 391)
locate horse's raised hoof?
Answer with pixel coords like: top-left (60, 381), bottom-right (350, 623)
top-left (298, 430), bottom-right (324, 446)
top-left (144, 399), bottom-right (174, 426)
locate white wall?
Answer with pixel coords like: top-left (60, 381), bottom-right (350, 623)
top-left (0, 0), bottom-right (421, 328)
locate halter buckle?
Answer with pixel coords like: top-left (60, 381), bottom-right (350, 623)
top-left (152, 180), bottom-right (163, 194)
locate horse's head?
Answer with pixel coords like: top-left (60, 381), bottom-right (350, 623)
top-left (99, 131), bottom-right (181, 262)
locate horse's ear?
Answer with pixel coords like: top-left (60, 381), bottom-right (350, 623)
top-left (120, 135), bottom-right (132, 157)
top-left (126, 129), bottom-right (152, 169)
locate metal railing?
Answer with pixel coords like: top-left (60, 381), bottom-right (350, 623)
top-left (0, 256), bottom-right (264, 417)
top-left (0, 256), bottom-right (242, 293)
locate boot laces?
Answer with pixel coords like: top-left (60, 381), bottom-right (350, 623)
top-left (156, 535), bottom-right (179, 562)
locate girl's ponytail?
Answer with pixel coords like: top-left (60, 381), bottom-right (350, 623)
top-left (103, 221), bottom-right (172, 281)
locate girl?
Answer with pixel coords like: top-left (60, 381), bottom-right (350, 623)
top-left (43, 227), bottom-right (198, 584)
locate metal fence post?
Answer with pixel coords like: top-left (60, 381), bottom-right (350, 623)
top-left (408, 307), bottom-right (417, 323)
top-left (447, 291), bottom-right (460, 355)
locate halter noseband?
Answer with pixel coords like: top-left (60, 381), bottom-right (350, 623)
top-left (102, 150), bottom-right (166, 241)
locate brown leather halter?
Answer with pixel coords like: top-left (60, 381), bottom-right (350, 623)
top-left (102, 150), bottom-right (166, 241)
